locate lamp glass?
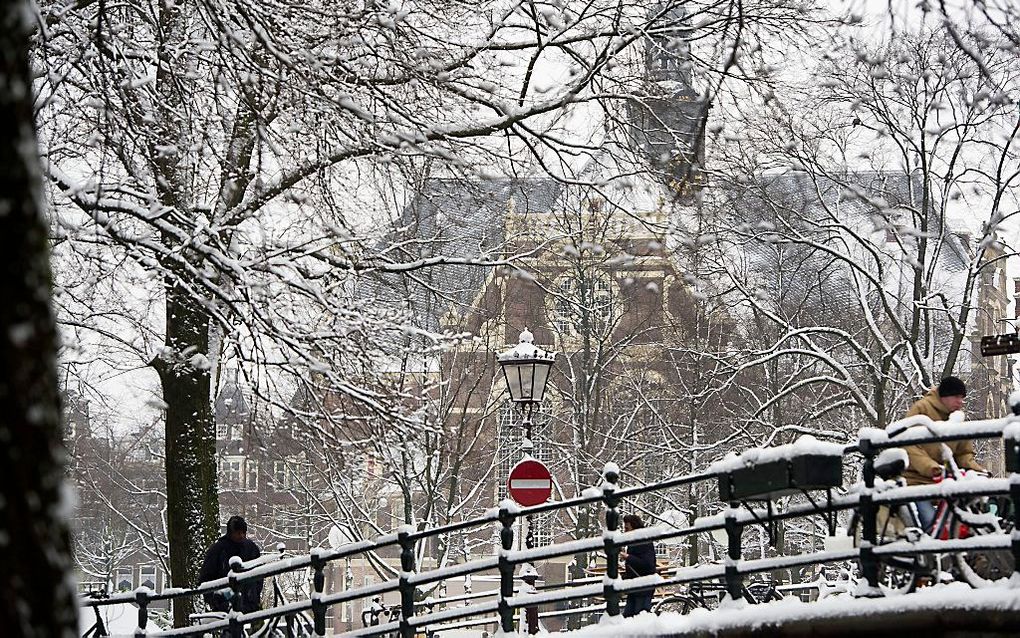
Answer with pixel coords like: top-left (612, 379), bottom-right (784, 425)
top-left (530, 360), bottom-right (552, 403)
top-left (497, 329), bottom-right (555, 406)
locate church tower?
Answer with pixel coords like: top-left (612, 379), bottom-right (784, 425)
top-left (630, 3), bottom-right (707, 201)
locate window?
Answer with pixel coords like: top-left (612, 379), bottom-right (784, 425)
top-left (277, 507), bottom-right (307, 539)
top-left (217, 458), bottom-right (256, 491)
top-left (273, 460), bottom-right (299, 490)
top-left (552, 274), bottom-right (614, 336)
top-left (115, 567), bottom-right (133, 592)
top-left (139, 565), bottom-right (157, 590)
top-left (273, 461), bottom-right (288, 490)
top-left (216, 422), bottom-right (229, 439)
top-left (246, 459), bottom-right (258, 492)
top-left (221, 458), bottom-right (244, 490)
top-left (523, 512), bottom-right (552, 549)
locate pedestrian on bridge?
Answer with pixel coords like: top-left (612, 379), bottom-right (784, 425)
top-left (620, 514), bottom-right (657, 617)
top-left (199, 515), bottom-right (264, 614)
top-left (901, 376), bottom-right (987, 531)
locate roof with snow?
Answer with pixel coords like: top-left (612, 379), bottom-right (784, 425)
top-left (717, 169), bottom-right (972, 310)
top-left (355, 177), bottom-right (565, 335)
top-left (215, 371), bottom-right (251, 426)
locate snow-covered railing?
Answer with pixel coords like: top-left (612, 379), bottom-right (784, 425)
top-left (79, 412), bottom-right (1020, 638)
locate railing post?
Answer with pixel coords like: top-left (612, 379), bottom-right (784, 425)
top-left (858, 439), bottom-right (881, 596)
top-left (602, 463), bottom-right (621, 618)
top-left (311, 549), bottom-right (326, 637)
top-left (1010, 479), bottom-right (1020, 578)
top-left (134, 588), bottom-right (149, 638)
top-left (398, 528), bottom-right (417, 638)
top-left (723, 506), bottom-right (743, 602)
top-left (228, 556), bottom-right (244, 638)
top-left (497, 504), bottom-right (516, 635)
top-left (1006, 414), bottom-right (1020, 580)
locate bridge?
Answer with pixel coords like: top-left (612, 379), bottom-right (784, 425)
top-left (80, 413), bottom-right (1020, 637)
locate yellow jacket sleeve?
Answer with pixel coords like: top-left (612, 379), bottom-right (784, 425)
top-left (953, 440), bottom-right (985, 472)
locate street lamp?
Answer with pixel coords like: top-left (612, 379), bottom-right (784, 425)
top-left (497, 328), bottom-right (555, 450)
top-left (497, 328), bottom-right (555, 635)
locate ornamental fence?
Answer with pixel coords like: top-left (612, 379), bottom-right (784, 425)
top-left (80, 411), bottom-right (1020, 637)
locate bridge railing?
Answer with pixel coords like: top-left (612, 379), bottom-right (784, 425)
top-left (79, 413), bottom-right (1020, 637)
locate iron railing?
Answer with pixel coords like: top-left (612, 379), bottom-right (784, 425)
top-left (79, 415), bottom-right (1020, 637)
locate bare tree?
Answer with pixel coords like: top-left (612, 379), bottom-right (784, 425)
top-left (32, 0), bottom-right (823, 623)
top-left (702, 28), bottom-right (1019, 436)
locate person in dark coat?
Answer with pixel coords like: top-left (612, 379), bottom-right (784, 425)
top-left (620, 514), bottom-right (657, 617)
top-left (198, 516), bottom-right (264, 613)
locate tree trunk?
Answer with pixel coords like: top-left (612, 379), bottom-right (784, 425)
top-left (145, 0), bottom-right (221, 625)
top-left (153, 283), bottom-right (219, 627)
top-left (0, 1), bottom-right (77, 634)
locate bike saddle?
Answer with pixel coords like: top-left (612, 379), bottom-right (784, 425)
top-left (874, 449), bottom-right (908, 480)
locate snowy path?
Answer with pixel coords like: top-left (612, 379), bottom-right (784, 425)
top-left (564, 581), bottom-right (1020, 636)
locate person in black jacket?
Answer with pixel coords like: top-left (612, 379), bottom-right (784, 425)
top-left (620, 514), bottom-right (657, 617)
top-left (198, 516), bottom-right (264, 613)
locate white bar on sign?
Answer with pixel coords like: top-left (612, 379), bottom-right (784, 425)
top-left (510, 479), bottom-right (551, 489)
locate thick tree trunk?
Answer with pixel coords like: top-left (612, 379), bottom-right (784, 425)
top-left (0, 1), bottom-right (78, 635)
top-left (146, 0), bottom-right (221, 625)
top-left (153, 284), bottom-right (219, 627)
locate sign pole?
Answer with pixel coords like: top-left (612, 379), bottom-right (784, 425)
top-left (507, 458), bottom-right (551, 635)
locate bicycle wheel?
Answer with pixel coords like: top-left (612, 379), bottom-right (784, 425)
top-left (877, 555), bottom-right (932, 594)
top-left (874, 504), bottom-right (934, 594)
top-left (653, 595), bottom-right (701, 615)
top-left (953, 511), bottom-right (1014, 588)
top-left (743, 583), bottom-right (782, 604)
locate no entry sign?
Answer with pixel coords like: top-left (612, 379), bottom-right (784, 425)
top-left (507, 459), bottom-right (552, 507)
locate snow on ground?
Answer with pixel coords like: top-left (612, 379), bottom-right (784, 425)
top-left (565, 581), bottom-right (1020, 637)
top-left (78, 603), bottom-right (147, 635)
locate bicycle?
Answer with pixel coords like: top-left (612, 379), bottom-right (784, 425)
top-left (846, 447), bottom-right (937, 594)
top-left (847, 429), bottom-right (1013, 592)
top-left (190, 577), bottom-right (316, 638)
top-left (743, 578), bottom-right (784, 604)
top-left (79, 592), bottom-right (108, 638)
top-left (654, 581), bottom-right (722, 615)
top-left (653, 578), bottom-right (782, 615)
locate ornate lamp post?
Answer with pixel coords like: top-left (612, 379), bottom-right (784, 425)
top-left (497, 328), bottom-right (555, 635)
top-left (497, 328), bottom-right (555, 451)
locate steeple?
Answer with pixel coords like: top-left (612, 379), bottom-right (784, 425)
top-left (628, 2), bottom-right (707, 201)
top-left (644, 2), bottom-right (696, 94)
top-left (215, 364), bottom-right (251, 427)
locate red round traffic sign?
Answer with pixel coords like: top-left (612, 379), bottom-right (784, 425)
top-left (507, 459), bottom-right (552, 507)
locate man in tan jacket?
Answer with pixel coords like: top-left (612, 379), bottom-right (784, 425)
top-left (901, 376), bottom-right (986, 530)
